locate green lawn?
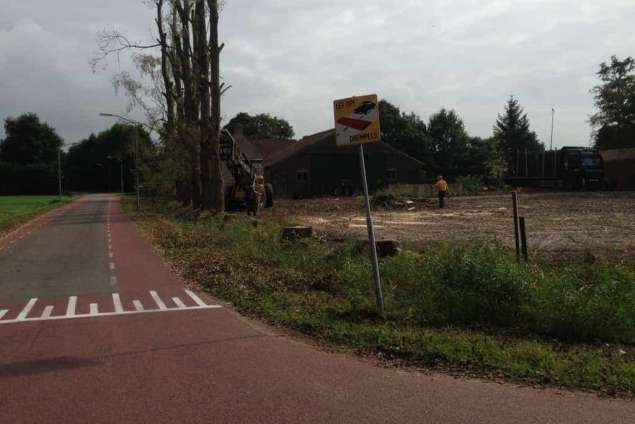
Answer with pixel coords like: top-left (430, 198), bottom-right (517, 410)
top-left (0, 195), bottom-right (76, 235)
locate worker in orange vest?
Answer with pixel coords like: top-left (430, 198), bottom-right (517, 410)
top-left (434, 175), bottom-right (449, 208)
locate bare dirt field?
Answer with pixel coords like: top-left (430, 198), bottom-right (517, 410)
top-left (262, 191), bottom-right (635, 259)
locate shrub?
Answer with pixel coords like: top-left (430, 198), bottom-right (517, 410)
top-left (385, 243), bottom-right (534, 328)
top-left (455, 175), bottom-right (484, 194)
top-left (530, 264), bottom-right (635, 342)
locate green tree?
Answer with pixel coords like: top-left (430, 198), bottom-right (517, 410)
top-left (379, 100), bottom-right (433, 166)
top-left (65, 123), bottom-right (152, 192)
top-left (0, 113), bottom-right (63, 165)
top-left (494, 96), bottom-right (543, 164)
top-left (590, 55), bottom-right (635, 149)
top-left (427, 108), bottom-right (471, 179)
top-left (466, 137), bottom-right (507, 185)
top-left (226, 112), bottom-right (295, 139)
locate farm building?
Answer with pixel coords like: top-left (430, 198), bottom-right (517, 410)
top-left (264, 129), bottom-right (425, 198)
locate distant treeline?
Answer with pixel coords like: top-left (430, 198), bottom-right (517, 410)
top-left (0, 113), bottom-right (151, 195)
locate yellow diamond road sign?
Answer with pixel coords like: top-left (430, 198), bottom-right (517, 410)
top-left (333, 94), bottom-right (381, 146)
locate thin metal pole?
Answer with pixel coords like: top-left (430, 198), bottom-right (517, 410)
top-left (550, 108), bottom-right (555, 151)
top-left (512, 191), bottom-right (520, 260)
top-left (57, 148), bottom-right (62, 200)
top-left (358, 144), bottom-right (384, 316)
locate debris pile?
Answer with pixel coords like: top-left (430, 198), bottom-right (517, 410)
top-left (372, 193), bottom-right (425, 210)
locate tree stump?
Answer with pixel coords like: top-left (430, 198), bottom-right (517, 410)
top-left (282, 226), bottom-right (313, 240)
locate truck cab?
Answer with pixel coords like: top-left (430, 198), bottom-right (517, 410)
top-left (561, 147), bottom-right (604, 189)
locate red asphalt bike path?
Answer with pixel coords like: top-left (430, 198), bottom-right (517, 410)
top-left (0, 194), bottom-right (634, 423)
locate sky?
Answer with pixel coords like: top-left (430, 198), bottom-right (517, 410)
top-left (0, 0), bottom-right (634, 148)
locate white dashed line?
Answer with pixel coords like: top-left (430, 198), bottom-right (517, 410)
top-left (110, 276), bottom-right (118, 287)
top-left (109, 252), bottom-right (114, 259)
top-left (109, 262), bottom-right (116, 271)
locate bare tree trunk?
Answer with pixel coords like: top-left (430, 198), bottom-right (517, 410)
top-left (195, 0), bottom-right (213, 210)
top-left (156, 0), bottom-right (174, 136)
top-left (208, 0), bottom-right (224, 212)
top-left (169, 2), bottom-right (189, 205)
top-left (177, 0), bottom-right (201, 209)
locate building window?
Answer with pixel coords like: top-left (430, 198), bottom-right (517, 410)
top-left (386, 168), bottom-right (397, 183)
top-left (297, 169), bottom-right (309, 182)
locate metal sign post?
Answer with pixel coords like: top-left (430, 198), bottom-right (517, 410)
top-left (333, 94), bottom-right (384, 316)
top-left (358, 144), bottom-right (384, 315)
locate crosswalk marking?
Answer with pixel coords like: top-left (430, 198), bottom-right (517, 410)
top-left (41, 305), bottom-right (54, 318)
top-left (150, 290), bottom-right (167, 310)
top-left (112, 293), bottom-right (124, 313)
top-left (0, 290), bottom-right (221, 326)
top-left (172, 297), bottom-right (186, 308)
top-left (17, 298), bottom-right (38, 321)
top-left (185, 289), bottom-right (207, 307)
top-left (67, 296), bottom-right (77, 317)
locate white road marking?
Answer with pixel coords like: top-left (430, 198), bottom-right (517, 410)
top-left (185, 289), bottom-right (207, 307)
top-left (109, 262), bottom-right (116, 271)
top-left (172, 297), bottom-right (187, 309)
top-left (112, 293), bottom-right (124, 313)
top-left (0, 290), bottom-right (222, 326)
top-left (110, 276), bottom-right (118, 287)
top-left (17, 298), bottom-right (38, 321)
top-left (109, 252), bottom-right (114, 258)
top-left (0, 304), bottom-right (222, 325)
top-left (66, 296), bottom-right (77, 317)
top-left (150, 291), bottom-right (167, 310)
top-left (41, 305), bottom-right (54, 318)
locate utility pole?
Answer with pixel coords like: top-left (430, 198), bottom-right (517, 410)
top-left (550, 107), bottom-right (555, 151)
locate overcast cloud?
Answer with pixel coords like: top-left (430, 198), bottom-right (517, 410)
top-left (1, 0), bottom-right (634, 147)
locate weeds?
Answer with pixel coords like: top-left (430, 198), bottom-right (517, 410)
top-left (127, 200), bottom-right (635, 396)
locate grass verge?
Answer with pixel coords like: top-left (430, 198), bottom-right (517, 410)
top-left (124, 199), bottom-right (635, 398)
top-left (0, 195), bottom-right (76, 236)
